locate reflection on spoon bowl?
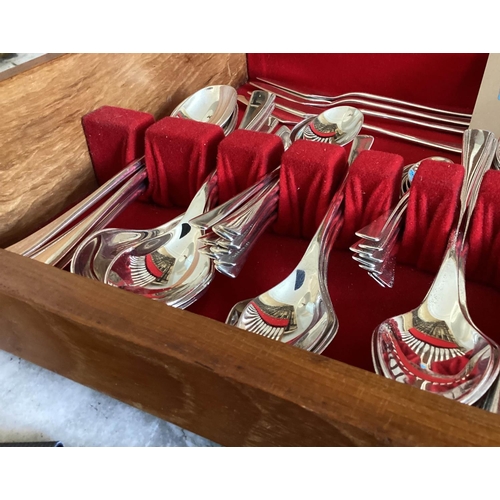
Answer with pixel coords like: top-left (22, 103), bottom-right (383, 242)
top-left (104, 221), bottom-right (213, 307)
top-left (71, 215), bottom-right (182, 281)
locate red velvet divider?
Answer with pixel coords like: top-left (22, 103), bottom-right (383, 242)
top-left (467, 170), bottom-right (500, 289)
top-left (216, 129), bottom-right (284, 204)
top-left (144, 117), bottom-right (225, 208)
top-left (273, 140), bottom-right (347, 240)
top-left (81, 106), bottom-right (155, 185)
top-left (335, 150), bottom-right (404, 249)
top-left (397, 160), bottom-right (464, 273)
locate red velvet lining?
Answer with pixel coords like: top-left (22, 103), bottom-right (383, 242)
top-left (144, 117), bottom-right (224, 207)
top-left (398, 160), bottom-right (465, 273)
top-left (76, 54), bottom-right (500, 375)
top-left (335, 150), bottom-right (404, 249)
top-left (246, 54), bottom-right (486, 114)
top-left (273, 141), bottom-right (347, 239)
top-left (82, 106), bottom-right (155, 185)
top-left (467, 170), bottom-right (500, 289)
top-left (216, 129), bottom-right (284, 204)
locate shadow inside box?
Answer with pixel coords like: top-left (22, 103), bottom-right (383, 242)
top-left (81, 198), bottom-right (500, 376)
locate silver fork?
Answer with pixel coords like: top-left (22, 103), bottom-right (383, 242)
top-left (252, 77), bottom-right (472, 122)
top-left (350, 157), bottom-right (453, 287)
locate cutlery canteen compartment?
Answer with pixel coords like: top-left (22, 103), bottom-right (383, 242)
top-left (1, 52), bottom-right (500, 447)
top-left (78, 103), bottom-right (500, 374)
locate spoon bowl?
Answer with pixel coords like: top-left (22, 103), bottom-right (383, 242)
top-left (290, 106), bottom-right (364, 146)
top-left (171, 85), bottom-right (237, 127)
top-left (373, 129), bottom-right (500, 404)
top-left (71, 216), bottom-right (182, 281)
top-left (104, 220), bottom-right (213, 306)
top-left (225, 134), bottom-right (374, 352)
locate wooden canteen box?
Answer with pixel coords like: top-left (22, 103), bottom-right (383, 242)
top-left (1, 53), bottom-right (500, 446)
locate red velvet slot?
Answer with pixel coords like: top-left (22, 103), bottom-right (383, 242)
top-left (144, 117), bottom-right (225, 208)
top-left (216, 130), bottom-right (284, 203)
top-left (335, 150), bottom-right (404, 249)
top-left (466, 170), bottom-right (500, 289)
top-left (397, 160), bottom-right (464, 273)
top-left (82, 106), bottom-right (155, 185)
top-left (272, 140), bottom-right (348, 240)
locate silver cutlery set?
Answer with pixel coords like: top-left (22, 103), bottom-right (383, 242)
top-left (7, 80), bottom-right (500, 411)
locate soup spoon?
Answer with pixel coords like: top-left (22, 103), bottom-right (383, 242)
top-left (19, 85), bottom-right (238, 269)
top-left (226, 134), bottom-right (374, 353)
top-left (98, 91), bottom-right (277, 307)
top-left (69, 85), bottom-right (240, 278)
top-left (372, 129), bottom-right (499, 404)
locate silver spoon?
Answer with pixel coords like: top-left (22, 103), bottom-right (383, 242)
top-left (70, 85), bottom-right (239, 279)
top-left (11, 85), bottom-right (238, 268)
top-left (372, 129), bottom-right (500, 404)
top-left (170, 84), bottom-right (237, 126)
top-left (99, 90), bottom-right (277, 307)
top-left (273, 99), bottom-right (462, 154)
top-left (226, 134), bottom-right (374, 353)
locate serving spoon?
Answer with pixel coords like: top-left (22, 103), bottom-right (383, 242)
top-left (99, 90), bottom-right (277, 307)
top-left (372, 129), bottom-right (500, 404)
top-left (226, 133), bottom-right (374, 353)
top-left (20, 85), bottom-right (238, 269)
top-left (70, 85), bottom-right (239, 279)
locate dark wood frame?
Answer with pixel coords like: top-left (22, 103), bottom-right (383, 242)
top-left (2, 53), bottom-right (500, 446)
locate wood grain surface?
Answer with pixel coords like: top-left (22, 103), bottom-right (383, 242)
top-left (1, 248), bottom-right (500, 447)
top-left (0, 53), bottom-right (247, 247)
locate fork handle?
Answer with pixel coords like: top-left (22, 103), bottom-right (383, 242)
top-left (362, 124), bottom-right (462, 154)
top-left (255, 77), bottom-right (472, 120)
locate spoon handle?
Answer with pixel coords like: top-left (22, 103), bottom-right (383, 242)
top-left (456, 130), bottom-right (498, 239)
top-left (189, 167), bottom-right (281, 230)
top-left (424, 130), bottom-right (497, 311)
top-left (238, 90), bottom-right (276, 131)
top-left (180, 170), bottom-right (219, 223)
top-left (28, 168), bottom-right (148, 267)
top-left (297, 135), bottom-right (374, 272)
top-left (361, 124), bottom-right (462, 154)
top-left (7, 157), bottom-right (145, 257)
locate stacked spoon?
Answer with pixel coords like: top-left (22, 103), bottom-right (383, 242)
top-left (72, 88), bottom-right (281, 308)
top-left (371, 129), bottom-right (500, 405)
top-left (9, 85), bottom-right (240, 269)
top-left (225, 133), bottom-right (374, 353)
